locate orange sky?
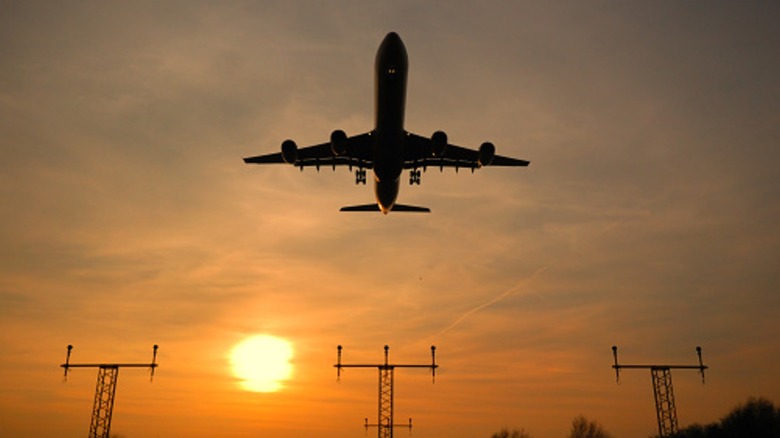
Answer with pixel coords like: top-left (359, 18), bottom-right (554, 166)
top-left (1, 2), bottom-right (779, 437)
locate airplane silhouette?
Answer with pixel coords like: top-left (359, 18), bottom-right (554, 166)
top-left (244, 32), bottom-right (530, 214)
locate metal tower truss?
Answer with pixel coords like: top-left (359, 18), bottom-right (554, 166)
top-left (378, 366), bottom-right (395, 437)
top-left (61, 344), bottom-right (158, 438)
top-left (335, 345), bottom-right (437, 438)
top-left (90, 366), bottom-right (119, 438)
top-left (651, 367), bottom-right (678, 436)
top-left (611, 346), bottom-right (707, 438)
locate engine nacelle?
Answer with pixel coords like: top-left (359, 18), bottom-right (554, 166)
top-left (281, 139), bottom-right (298, 164)
top-left (330, 129), bottom-right (348, 156)
top-left (478, 142), bottom-right (495, 167)
top-left (431, 131), bottom-right (448, 157)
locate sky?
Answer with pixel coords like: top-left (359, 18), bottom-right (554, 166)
top-left (1, 1), bottom-right (779, 437)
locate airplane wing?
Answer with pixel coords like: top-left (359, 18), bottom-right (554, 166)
top-left (243, 132), bottom-right (374, 169)
top-left (403, 132), bottom-right (529, 170)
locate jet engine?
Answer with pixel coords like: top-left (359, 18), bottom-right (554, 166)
top-left (281, 139), bottom-right (298, 164)
top-left (478, 142), bottom-right (495, 167)
top-left (331, 129), bottom-right (348, 156)
top-left (431, 130), bottom-right (448, 157)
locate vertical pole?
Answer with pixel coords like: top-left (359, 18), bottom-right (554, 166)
top-left (89, 366), bottom-right (119, 438)
top-left (63, 345), bottom-right (73, 381)
top-left (696, 346), bottom-right (706, 383)
top-left (651, 368), bottom-right (678, 437)
top-left (431, 345), bottom-right (437, 382)
top-left (336, 345), bottom-right (343, 381)
top-left (150, 344), bottom-right (159, 381)
top-left (612, 346), bottom-right (620, 383)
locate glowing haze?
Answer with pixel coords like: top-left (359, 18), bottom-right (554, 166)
top-left (1, 2), bottom-right (778, 437)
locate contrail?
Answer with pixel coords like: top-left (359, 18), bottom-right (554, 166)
top-left (429, 217), bottom-right (634, 340)
top-left (431, 264), bottom-right (551, 339)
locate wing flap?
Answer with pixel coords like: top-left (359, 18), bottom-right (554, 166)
top-left (295, 156), bottom-right (373, 169)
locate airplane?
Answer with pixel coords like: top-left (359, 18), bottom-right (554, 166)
top-left (243, 32), bottom-right (529, 214)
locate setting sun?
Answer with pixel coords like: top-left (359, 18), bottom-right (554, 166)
top-left (230, 335), bottom-right (294, 393)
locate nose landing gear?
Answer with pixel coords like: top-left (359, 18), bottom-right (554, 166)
top-left (409, 169), bottom-right (422, 185)
top-left (355, 169), bottom-right (367, 185)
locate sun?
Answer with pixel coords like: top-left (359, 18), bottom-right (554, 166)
top-left (230, 334), bottom-right (294, 393)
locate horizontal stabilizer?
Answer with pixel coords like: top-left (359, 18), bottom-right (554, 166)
top-left (340, 203), bottom-right (430, 213)
top-left (340, 204), bottom-right (380, 212)
top-left (392, 204), bottom-right (431, 213)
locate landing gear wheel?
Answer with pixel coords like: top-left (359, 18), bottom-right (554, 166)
top-left (409, 169), bottom-right (422, 185)
top-left (355, 169), bottom-right (367, 185)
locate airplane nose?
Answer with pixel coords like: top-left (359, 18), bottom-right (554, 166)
top-left (383, 32), bottom-right (403, 46)
top-left (376, 32), bottom-right (408, 74)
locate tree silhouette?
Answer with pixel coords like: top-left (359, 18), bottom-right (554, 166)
top-left (490, 427), bottom-right (533, 438)
top-left (569, 415), bottom-right (611, 438)
top-left (667, 397), bottom-right (780, 438)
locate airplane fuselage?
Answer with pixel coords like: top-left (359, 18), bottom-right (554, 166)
top-left (372, 32), bottom-right (408, 214)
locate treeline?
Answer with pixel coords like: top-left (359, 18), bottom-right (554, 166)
top-left (491, 416), bottom-right (610, 438)
top-left (489, 397), bottom-right (780, 438)
top-left (665, 397), bottom-right (780, 438)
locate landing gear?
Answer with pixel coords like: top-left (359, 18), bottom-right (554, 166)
top-left (355, 169), bottom-right (367, 185)
top-left (409, 169), bottom-right (422, 185)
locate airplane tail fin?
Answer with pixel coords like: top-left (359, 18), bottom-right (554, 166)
top-left (340, 204), bottom-right (430, 213)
